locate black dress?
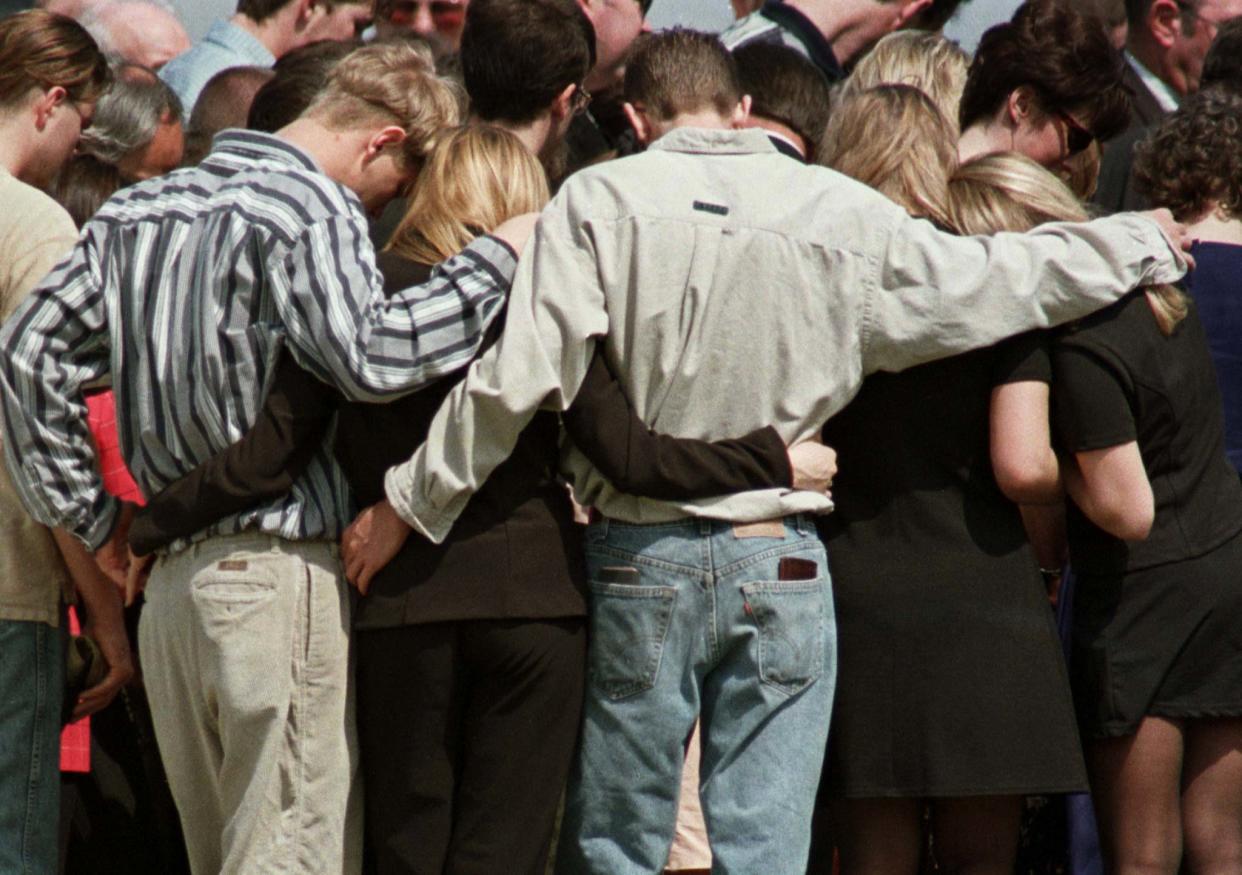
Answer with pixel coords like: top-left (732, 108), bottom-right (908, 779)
top-left (1052, 291), bottom-right (1242, 739)
top-left (820, 336), bottom-right (1086, 798)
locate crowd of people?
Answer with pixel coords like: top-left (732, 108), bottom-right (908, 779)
top-left (1, 0), bottom-right (1242, 873)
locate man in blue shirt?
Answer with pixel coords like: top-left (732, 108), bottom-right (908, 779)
top-left (160, 0), bottom-right (370, 112)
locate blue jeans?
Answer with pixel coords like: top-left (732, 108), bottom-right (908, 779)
top-left (556, 516), bottom-right (836, 875)
top-left (0, 619), bottom-right (64, 875)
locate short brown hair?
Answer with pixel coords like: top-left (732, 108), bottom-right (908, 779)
top-left (460, 0), bottom-right (594, 125)
top-left (306, 41), bottom-right (460, 165)
top-left (820, 84), bottom-right (957, 229)
top-left (1133, 86), bottom-right (1242, 222)
top-left (959, 0), bottom-right (1130, 143)
top-left (733, 41), bottom-right (832, 161)
top-left (624, 29), bottom-right (741, 122)
top-left (0, 10), bottom-right (111, 109)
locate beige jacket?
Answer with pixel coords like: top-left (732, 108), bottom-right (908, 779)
top-left (385, 127), bottom-right (1187, 543)
top-left (0, 169), bottom-right (76, 625)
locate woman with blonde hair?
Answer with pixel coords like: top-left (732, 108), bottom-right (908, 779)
top-left (126, 121), bottom-right (820, 873)
top-left (819, 83), bottom-right (957, 227)
top-left (837, 30), bottom-right (970, 133)
top-left (955, 149), bottom-right (1242, 873)
top-left (811, 90), bottom-right (1087, 874)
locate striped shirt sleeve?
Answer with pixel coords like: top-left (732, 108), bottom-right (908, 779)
top-left (277, 216), bottom-right (518, 402)
top-left (0, 230), bottom-right (119, 549)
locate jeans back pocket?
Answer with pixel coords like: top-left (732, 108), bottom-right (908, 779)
top-left (587, 577), bottom-right (677, 701)
top-left (742, 578), bottom-right (825, 697)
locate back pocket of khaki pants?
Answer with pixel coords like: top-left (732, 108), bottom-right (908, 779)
top-left (193, 558), bottom-right (278, 603)
top-left (742, 578), bottom-right (824, 696)
top-left (587, 577), bottom-right (677, 701)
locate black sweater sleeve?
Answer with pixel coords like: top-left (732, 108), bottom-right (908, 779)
top-left (128, 352), bottom-right (340, 556)
top-left (562, 350), bottom-right (792, 500)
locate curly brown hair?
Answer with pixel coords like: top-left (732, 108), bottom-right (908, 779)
top-left (1133, 86), bottom-right (1242, 223)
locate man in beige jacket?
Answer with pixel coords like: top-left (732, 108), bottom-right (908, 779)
top-left (343, 29), bottom-right (1192, 875)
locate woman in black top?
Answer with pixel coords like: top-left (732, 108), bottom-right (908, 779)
top-left (956, 153), bottom-right (1242, 874)
top-left (127, 124), bottom-right (818, 874)
top-left (812, 91), bottom-right (1085, 875)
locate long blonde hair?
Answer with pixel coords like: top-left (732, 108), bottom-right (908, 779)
top-left (386, 124), bottom-right (550, 265)
top-left (838, 31), bottom-right (970, 135)
top-left (820, 84), bottom-right (957, 228)
top-left (949, 152), bottom-right (1187, 334)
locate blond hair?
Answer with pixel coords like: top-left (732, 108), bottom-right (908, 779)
top-left (949, 152), bottom-right (1187, 334)
top-left (820, 84), bottom-right (957, 228)
top-left (387, 124), bottom-right (549, 265)
top-left (307, 41), bottom-right (461, 167)
top-left (839, 31), bottom-right (969, 134)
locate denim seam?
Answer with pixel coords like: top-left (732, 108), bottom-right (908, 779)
top-left (23, 623), bottom-right (49, 874)
top-left (583, 545), bottom-right (704, 576)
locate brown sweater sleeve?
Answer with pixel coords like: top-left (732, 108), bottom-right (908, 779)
top-left (562, 350), bottom-right (792, 501)
top-left (127, 351), bottom-right (340, 555)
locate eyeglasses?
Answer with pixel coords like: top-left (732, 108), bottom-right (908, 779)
top-left (1055, 110), bottom-right (1094, 157)
top-left (570, 85), bottom-right (592, 117)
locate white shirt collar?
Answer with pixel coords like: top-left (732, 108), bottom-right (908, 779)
top-left (1124, 50), bottom-right (1181, 114)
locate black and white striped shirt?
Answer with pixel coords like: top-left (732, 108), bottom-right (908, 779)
top-left (0, 130), bottom-right (516, 551)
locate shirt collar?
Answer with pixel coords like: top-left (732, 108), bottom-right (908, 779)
top-left (204, 18), bottom-right (277, 67)
top-left (206, 129), bottom-right (323, 174)
top-left (646, 127), bottom-right (779, 156)
top-left (760, 0), bottom-right (844, 82)
top-left (1124, 50), bottom-right (1181, 114)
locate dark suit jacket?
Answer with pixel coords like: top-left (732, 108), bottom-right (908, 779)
top-left (1095, 59), bottom-right (1171, 214)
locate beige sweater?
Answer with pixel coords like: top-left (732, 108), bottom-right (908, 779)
top-left (0, 168), bottom-right (76, 625)
top-left (385, 127), bottom-right (1187, 544)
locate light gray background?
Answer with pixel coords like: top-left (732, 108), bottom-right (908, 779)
top-left (169, 0), bottom-right (1025, 57)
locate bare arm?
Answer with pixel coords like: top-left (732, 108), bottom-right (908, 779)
top-left (1062, 443), bottom-right (1154, 541)
top-left (990, 381), bottom-right (1062, 504)
top-left (51, 528), bottom-right (134, 720)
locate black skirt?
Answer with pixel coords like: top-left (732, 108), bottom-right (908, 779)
top-left (1071, 526), bottom-right (1242, 739)
top-left (823, 557), bottom-right (1087, 798)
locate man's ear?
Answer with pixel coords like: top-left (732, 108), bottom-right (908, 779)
top-left (1148, 0), bottom-right (1182, 48)
top-left (550, 82), bottom-right (577, 123)
top-left (294, 0), bottom-right (321, 27)
top-left (623, 101), bottom-right (653, 145)
top-left (364, 124), bottom-right (407, 162)
top-left (730, 94), bottom-right (753, 128)
top-left (33, 86), bottom-right (67, 131)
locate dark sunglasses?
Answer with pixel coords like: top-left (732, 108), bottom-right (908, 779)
top-left (1055, 110), bottom-right (1094, 157)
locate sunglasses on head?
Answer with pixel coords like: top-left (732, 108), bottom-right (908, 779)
top-left (1055, 110), bottom-right (1094, 157)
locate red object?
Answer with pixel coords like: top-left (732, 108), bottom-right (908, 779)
top-left (60, 606), bottom-right (91, 773)
top-left (85, 390), bottom-right (145, 505)
top-left (60, 390), bottom-right (146, 773)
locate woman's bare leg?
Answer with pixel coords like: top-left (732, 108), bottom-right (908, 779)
top-left (931, 795), bottom-right (1022, 875)
top-left (1181, 717), bottom-right (1242, 875)
top-left (1087, 716), bottom-right (1184, 875)
top-left (829, 798), bottom-right (921, 875)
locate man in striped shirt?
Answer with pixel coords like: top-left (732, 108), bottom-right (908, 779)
top-left (0, 42), bottom-right (532, 875)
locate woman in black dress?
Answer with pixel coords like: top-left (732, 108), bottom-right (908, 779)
top-left (812, 89), bottom-right (1086, 874)
top-left (954, 150), bottom-right (1242, 874)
